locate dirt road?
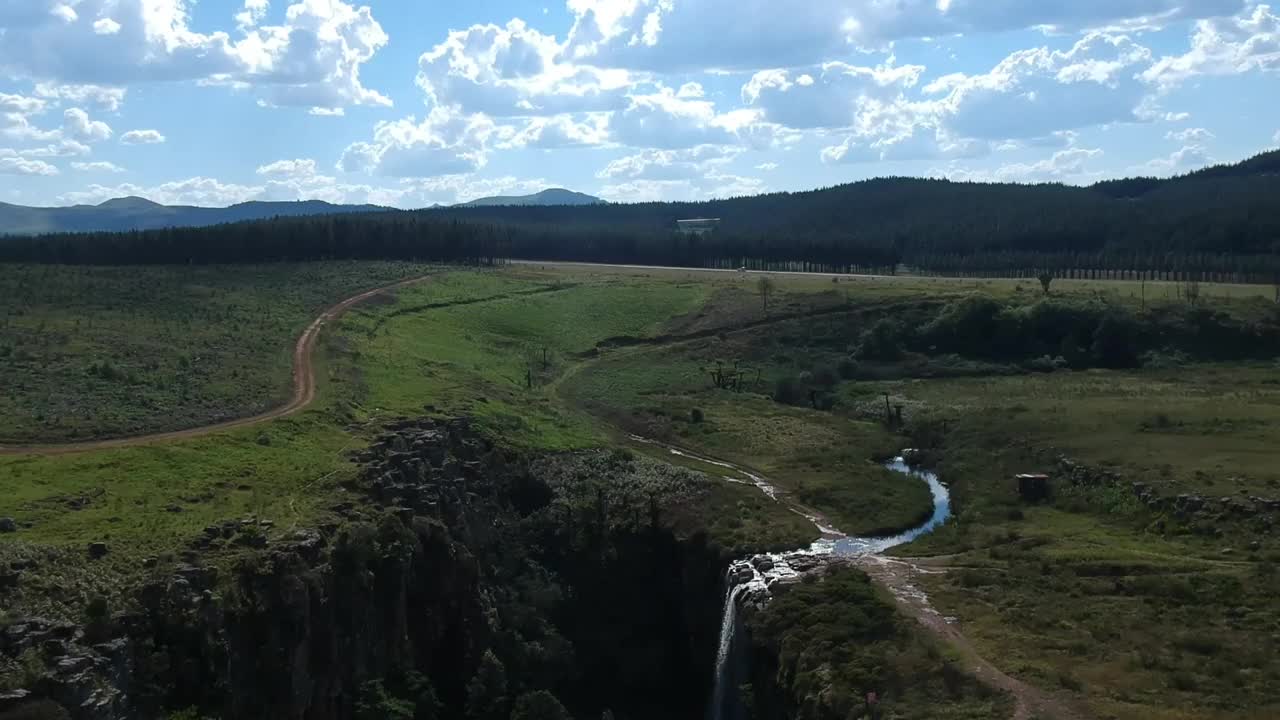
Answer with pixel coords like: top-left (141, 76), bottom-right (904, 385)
top-left (0, 274), bottom-right (436, 457)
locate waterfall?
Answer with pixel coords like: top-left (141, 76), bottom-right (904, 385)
top-left (707, 576), bottom-right (750, 720)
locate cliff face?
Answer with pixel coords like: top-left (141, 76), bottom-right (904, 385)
top-left (1, 419), bottom-right (727, 720)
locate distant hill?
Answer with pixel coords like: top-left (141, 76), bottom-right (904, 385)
top-left (0, 197), bottom-right (392, 235)
top-left (1091, 148), bottom-right (1280, 199)
top-left (455, 188), bottom-right (603, 208)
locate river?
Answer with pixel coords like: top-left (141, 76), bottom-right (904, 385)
top-left (626, 439), bottom-right (952, 720)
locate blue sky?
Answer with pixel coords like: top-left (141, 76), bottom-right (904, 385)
top-left (1, 0), bottom-right (1278, 208)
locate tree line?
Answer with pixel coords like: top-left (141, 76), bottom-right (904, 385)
top-left (2, 153), bottom-right (1278, 281)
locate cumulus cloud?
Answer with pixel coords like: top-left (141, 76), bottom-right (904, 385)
top-left (611, 86), bottom-right (744, 148)
top-left (257, 158), bottom-right (319, 179)
top-left (71, 160), bottom-right (126, 172)
top-left (498, 114), bottom-right (610, 149)
top-left (339, 107), bottom-right (494, 177)
top-left (742, 61), bottom-right (925, 130)
top-left (416, 19), bottom-right (632, 118)
top-left (62, 107), bottom-right (112, 142)
top-left (0, 0), bottom-right (390, 111)
top-left (596, 144), bottom-right (739, 181)
top-left (822, 124), bottom-right (988, 164)
top-left (34, 83), bottom-right (127, 111)
top-left (1134, 144), bottom-right (1214, 175)
top-left (598, 170), bottom-right (765, 202)
top-left (120, 129), bottom-right (166, 144)
top-left (561, 0), bottom-right (1243, 71)
top-left (1166, 127), bottom-right (1215, 143)
top-left (21, 139), bottom-right (91, 157)
top-left (988, 146), bottom-right (1111, 181)
top-left (1144, 4), bottom-right (1280, 87)
top-left (928, 33), bottom-right (1155, 141)
top-left (0, 152), bottom-right (60, 175)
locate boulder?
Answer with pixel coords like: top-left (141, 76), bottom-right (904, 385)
top-left (0, 517), bottom-right (16, 533)
top-left (87, 542), bottom-right (109, 559)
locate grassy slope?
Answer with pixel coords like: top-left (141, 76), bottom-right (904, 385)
top-left (0, 262), bottom-right (438, 443)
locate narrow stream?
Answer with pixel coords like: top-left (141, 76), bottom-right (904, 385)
top-left (628, 438), bottom-right (952, 720)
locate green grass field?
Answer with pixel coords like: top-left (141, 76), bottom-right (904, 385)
top-left (0, 262), bottom-right (438, 442)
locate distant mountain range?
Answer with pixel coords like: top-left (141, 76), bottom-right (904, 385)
top-left (0, 188), bottom-right (605, 235)
top-left (0, 197), bottom-right (390, 236)
top-left (455, 188), bottom-right (603, 208)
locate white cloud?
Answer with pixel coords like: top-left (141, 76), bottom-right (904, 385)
top-left (1273, 129), bottom-right (1280, 145)
top-left (597, 144), bottom-right (739, 181)
top-left (1165, 127), bottom-right (1215, 144)
top-left (598, 170), bottom-right (765, 202)
top-left (339, 107), bottom-right (494, 177)
top-left (34, 83), bottom-right (127, 111)
top-left (946, 147), bottom-right (1107, 184)
top-left (0, 0), bottom-right (390, 111)
top-left (1134, 144), bottom-right (1213, 175)
top-left (742, 61), bottom-right (925, 130)
top-left (92, 17), bottom-right (120, 35)
top-left (929, 33), bottom-right (1155, 141)
top-left (309, 107), bottom-right (345, 117)
top-left (498, 114), bottom-right (610, 149)
top-left (562, 0), bottom-right (1242, 71)
top-left (822, 124), bottom-right (988, 164)
top-left (236, 0), bottom-right (270, 29)
top-left (120, 129), bottom-right (166, 144)
top-left (21, 139), bottom-right (90, 157)
top-left (71, 160), bottom-right (126, 172)
top-left (1144, 4), bottom-right (1280, 87)
top-left (0, 153), bottom-right (60, 175)
top-left (62, 107), bottom-right (112, 142)
top-left (257, 158), bottom-right (319, 179)
top-left (0, 92), bottom-right (47, 114)
top-left (597, 178), bottom-right (697, 202)
top-left (416, 19), bottom-right (632, 118)
top-left (755, 162), bottom-right (779, 171)
top-left (611, 86), bottom-right (742, 148)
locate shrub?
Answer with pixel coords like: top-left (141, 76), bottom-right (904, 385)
top-left (510, 691), bottom-right (572, 720)
top-left (772, 376), bottom-right (807, 406)
top-left (689, 408), bottom-right (705, 424)
top-left (836, 357), bottom-right (859, 380)
top-left (1092, 312), bottom-right (1140, 368)
top-left (857, 319), bottom-right (904, 361)
top-left (811, 364), bottom-right (840, 389)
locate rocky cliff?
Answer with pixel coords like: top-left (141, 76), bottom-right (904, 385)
top-left (0, 419), bottom-right (728, 720)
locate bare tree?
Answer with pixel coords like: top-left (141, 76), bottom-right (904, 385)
top-left (757, 276), bottom-right (776, 313)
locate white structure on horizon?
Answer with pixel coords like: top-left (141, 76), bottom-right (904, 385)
top-left (676, 218), bottom-right (721, 236)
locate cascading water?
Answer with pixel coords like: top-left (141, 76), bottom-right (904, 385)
top-left (676, 443), bottom-right (952, 720)
top-left (707, 579), bottom-right (749, 720)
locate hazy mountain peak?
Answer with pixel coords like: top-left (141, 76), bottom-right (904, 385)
top-left (97, 196), bottom-right (165, 210)
top-left (456, 188), bottom-right (603, 208)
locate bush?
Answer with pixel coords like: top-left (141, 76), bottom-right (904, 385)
top-left (811, 364), bottom-right (840, 389)
top-left (1092, 312), bottom-right (1140, 368)
top-left (689, 408), bottom-right (705, 424)
top-left (857, 319), bottom-right (905, 361)
top-left (837, 357), bottom-right (860, 380)
top-left (510, 691), bottom-right (571, 720)
top-left (772, 376), bottom-right (807, 406)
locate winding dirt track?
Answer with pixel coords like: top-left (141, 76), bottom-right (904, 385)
top-left (0, 274), bottom-right (437, 457)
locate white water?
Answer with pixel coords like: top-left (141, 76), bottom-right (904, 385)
top-left (658, 440), bottom-right (952, 720)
